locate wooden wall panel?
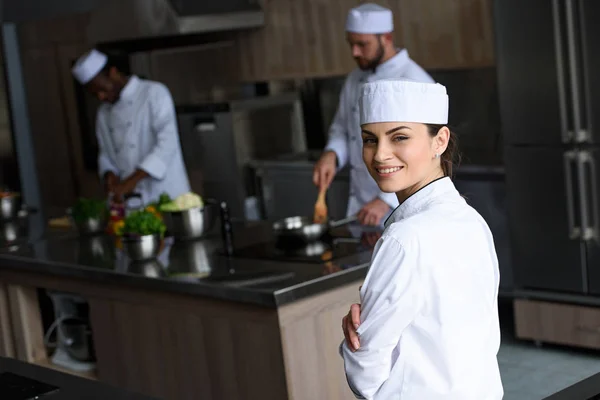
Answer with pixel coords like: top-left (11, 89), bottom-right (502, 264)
top-left (237, 0), bottom-right (495, 81)
top-left (20, 47), bottom-right (78, 210)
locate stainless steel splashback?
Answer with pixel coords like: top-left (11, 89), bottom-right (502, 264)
top-left (177, 93), bottom-right (306, 220)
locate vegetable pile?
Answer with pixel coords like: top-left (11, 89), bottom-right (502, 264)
top-left (116, 209), bottom-right (166, 238)
top-left (160, 192), bottom-right (203, 212)
top-left (71, 198), bottom-right (107, 223)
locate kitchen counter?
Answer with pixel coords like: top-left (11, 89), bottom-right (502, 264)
top-left (543, 371), bottom-right (600, 399)
top-left (0, 220), bottom-right (371, 308)
top-left (0, 217), bottom-right (371, 400)
top-left (0, 356), bottom-right (154, 399)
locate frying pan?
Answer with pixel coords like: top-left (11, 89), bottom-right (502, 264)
top-left (272, 215), bottom-right (358, 243)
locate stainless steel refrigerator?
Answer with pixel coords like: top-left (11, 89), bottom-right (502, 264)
top-left (495, 0), bottom-right (600, 294)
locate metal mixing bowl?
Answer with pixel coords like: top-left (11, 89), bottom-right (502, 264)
top-left (73, 217), bottom-right (107, 235)
top-left (162, 204), bottom-right (216, 240)
top-left (122, 234), bottom-right (162, 261)
top-left (0, 194), bottom-right (22, 220)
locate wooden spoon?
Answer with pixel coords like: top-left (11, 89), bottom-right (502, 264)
top-left (313, 187), bottom-right (328, 223)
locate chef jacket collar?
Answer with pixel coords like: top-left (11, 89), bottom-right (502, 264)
top-left (371, 48), bottom-right (409, 75)
top-left (118, 75), bottom-right (140, 103)
top-left (384, 176), bottom-right (456, 229)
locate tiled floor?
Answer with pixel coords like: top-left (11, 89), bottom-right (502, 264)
top-left (499, 300), bottom-right (600, 399)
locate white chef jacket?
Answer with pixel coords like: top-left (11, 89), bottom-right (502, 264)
top-left (341, 177), bottom-right (503, 400)
top-left (95, 76), bottom-right (191, 205)
top-left (325, 49), bottom-right (434, 218)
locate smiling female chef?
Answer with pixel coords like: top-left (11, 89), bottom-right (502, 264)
top-left (340, 79), bottom-right (503, 399)
top-left (72, 49), bottom-right (190, 204)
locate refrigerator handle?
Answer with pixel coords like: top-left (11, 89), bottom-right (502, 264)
top-left (579, 151), bottom-right (598, 241)
top-left (552, 0), bottom-right (573, 142)
top-left (564, 150), bottom-right (581, 239)
top-left (565, 0), bottom-right (590, 143)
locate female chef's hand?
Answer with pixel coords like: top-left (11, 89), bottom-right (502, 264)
top-left (342, 303), bottom-right (362, 351)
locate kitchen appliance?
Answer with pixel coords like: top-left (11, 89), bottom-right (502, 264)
top-left (233, 233), bottom-right (373, 264)
top-left (44, 292), bottom-right (96, 372)
top-left (494, 0), bottom-right (600, 294)
top-left (177, 93), bottom-right (307, 220)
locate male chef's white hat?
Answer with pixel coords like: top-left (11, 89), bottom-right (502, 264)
top-left (359, 79), bottom-right (449, 125)
top-left (72, 49), bottom-right (108, 85)
top-left (346, 3), bottom-right (393, 34)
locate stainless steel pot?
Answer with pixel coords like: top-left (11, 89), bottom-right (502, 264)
top-left (122, 234), bottom-right (162, 261)
top-left (73, 216), bottom-right (107, 235)
top-left (162, 200), bottom-right (217, 240)
top-left (0, 194), bottom-right (22, 220)
top-left (272, 215), bottom-right (358, 243)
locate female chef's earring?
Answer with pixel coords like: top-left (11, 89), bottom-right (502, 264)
top-left (434, 153), bottom-right (440, 159)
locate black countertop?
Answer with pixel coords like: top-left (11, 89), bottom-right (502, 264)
top-left (0, 356), bottom-right (154, 399)
top-left (0, 216), bottom-right (373, 308)
top-left (543, 371), bottom-right (600, 399)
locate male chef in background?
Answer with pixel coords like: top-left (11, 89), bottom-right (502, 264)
top-left (313, 3), bottom-right (434, 226)
top-left (72, 49), bottom-right (190, 204)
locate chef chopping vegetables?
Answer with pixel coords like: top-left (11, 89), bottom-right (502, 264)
top-left (313, 3), bottom-right (434, 226)
top-left (72, 49), bottom-right (190, 205)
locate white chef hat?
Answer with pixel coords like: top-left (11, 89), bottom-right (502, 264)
top-left (359, 79), bottom-right (449, 125)
top-left (346, 3), bottom-right (393, 34)
top-left (71, 49), bottom-right (107, 84)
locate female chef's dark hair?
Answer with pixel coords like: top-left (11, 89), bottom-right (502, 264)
top-left (426, 124), bottom-right (460, 177)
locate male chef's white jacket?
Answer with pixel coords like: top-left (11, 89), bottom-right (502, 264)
top-left (95, 76), bottom-right (191, 205)
top-left (341, 177), bottom-right (503, 399)
top-left (325, 49), bottom-right (434, 218)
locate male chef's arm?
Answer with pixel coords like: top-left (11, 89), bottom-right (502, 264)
top-left (323, 78), bottom-right (352, 170)
top-left (137, 84), bottom-right (179, 180)
top-left (95, 112), bottom-right (120, 192)
top-left (341, 235), bottom-right (423, 399)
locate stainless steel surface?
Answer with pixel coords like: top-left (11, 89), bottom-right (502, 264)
top-left (565, 0), bottom-right (587, 143)
top-left (162, 204), bottom-right (217, 240)
top-left (2, 24), bottom-right (43, 229)
top-left (61, 318), bottom-right (95, 362)
top-left (0, 194), bottom-right (21, 220)
top-left (552, 0), bottom-right (571, 142)
top-left (272, 215), bottom-right (358, 243)
top-left (0, 217), bottom-right (28, 244)
top-left (177, 94), bottom-right (306, 219)
top-left (564, 151), bottom-right (580, 239)
top-left (578, 151), bottom-right (597, 241)
top-left (73, 217), bottom-right (106, 236)
top-left (122, 234), bottom-right (162, 261)
top-left (86, 0), bottom-right (264, 44)
top-left (495, 0), bottom-right (600, 295)
top-left (503, 147), bottom-right (584, 293)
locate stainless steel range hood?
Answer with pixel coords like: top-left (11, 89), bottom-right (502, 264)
top-left (86, 0), bottom-right (264, 44)
top-left (3, 0), bottom-right (263, 43)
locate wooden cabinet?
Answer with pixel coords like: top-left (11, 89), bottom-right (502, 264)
top-left (514, 299), bottom-right (600, 350)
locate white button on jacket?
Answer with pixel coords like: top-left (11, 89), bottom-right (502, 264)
top-left (324, 49), bottom-right (435, 218)
top-left (95, 76), bottom-right (191, 204)
top-left (341, 177), bottom-right (503, 399)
